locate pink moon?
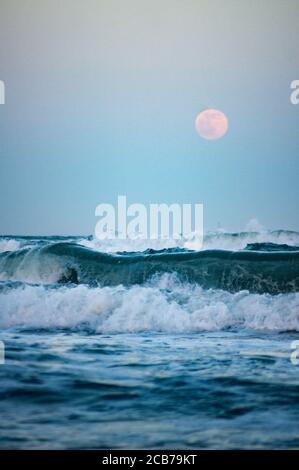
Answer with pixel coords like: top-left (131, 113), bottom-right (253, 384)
top-left (195, 108), bottom-right (228, 140)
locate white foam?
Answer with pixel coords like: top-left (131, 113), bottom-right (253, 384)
top-left (77, 229), bottom-right (299, 253)
top-left (78, 236), bottom-right (195, 253)
top-left (245, 218), bottom-right (265, 232)
top-left (0, 275), bottom-right (298, 333)
top-left (203, 230), bottom-right (299, 251)
top-left (0, 239), bottom-right (21, 253)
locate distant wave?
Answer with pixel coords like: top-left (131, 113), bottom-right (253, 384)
top-left (245, 242), bottom-right (299, 251)
top-left (1, 240), bottom-right (299, 294)
top-left (202, 229), bottom-right (299, 251)
top-left (78, 229), bottom-right (299, 253)
top-left (2, 230), bottom-right (299, 254)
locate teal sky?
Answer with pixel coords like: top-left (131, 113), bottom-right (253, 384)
top-left (0, 0), bottom-right (298, 235)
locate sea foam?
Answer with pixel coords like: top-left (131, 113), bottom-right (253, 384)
top-left (0, 275), bottom-right (298, 333)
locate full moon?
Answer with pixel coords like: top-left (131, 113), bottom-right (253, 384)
top-left (195, 108), bottom-right (228, 140)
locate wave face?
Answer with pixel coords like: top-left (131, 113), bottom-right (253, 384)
top-left (0, 231), bottom-right (299, 332)
top-left (0, 239), bottom-right (299, 294)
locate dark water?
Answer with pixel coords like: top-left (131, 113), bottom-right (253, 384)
top-left (0, 233), bottom-right (299, 449)
top-left (1, 331), bottom-right (299, 449)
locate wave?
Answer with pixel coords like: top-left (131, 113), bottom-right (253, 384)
top-left (245, 242), bottom-right (299, 251)
top-left (2, 229), bottom-right (299, 254)
top-left (202, 229), bottom-right (299, 251)
top-left (0, 239), bottom-right (21, 253)
top-left (0, 275), bottom-right (299, 332)
top-left (0, 241), bottom-right (299, 294)
top-left (77, 229), bottom-right (299, 252)
top-left (0, 235), bottom-right (83, 253)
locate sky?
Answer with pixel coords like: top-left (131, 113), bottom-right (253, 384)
top-left (0, 0), bottom-right (298, 235)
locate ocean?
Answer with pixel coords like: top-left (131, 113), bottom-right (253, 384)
top-left (0, 231), bottom-right (299, 449)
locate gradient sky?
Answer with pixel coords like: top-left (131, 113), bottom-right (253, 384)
top-left (0, 0), bottom-right (298, 235)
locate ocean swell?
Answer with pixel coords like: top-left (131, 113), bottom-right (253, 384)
top-left (0, 241), bottom-right (299, 294)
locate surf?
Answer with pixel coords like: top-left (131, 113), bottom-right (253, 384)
top-left (1, 240), bottom-right (299, 294)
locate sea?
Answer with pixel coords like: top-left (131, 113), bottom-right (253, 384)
top-left (0, 230), bottom-right (299, 449)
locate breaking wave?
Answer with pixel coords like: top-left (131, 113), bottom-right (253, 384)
top-left (1, 231), bottom-right (299, 333)
top-left (0, 275), bottom-right (299, 333)
top-left (0, 240), bottom-right (299, 294)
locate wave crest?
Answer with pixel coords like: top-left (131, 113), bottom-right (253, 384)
top-left (1, 241), bottom-right (299, 294)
